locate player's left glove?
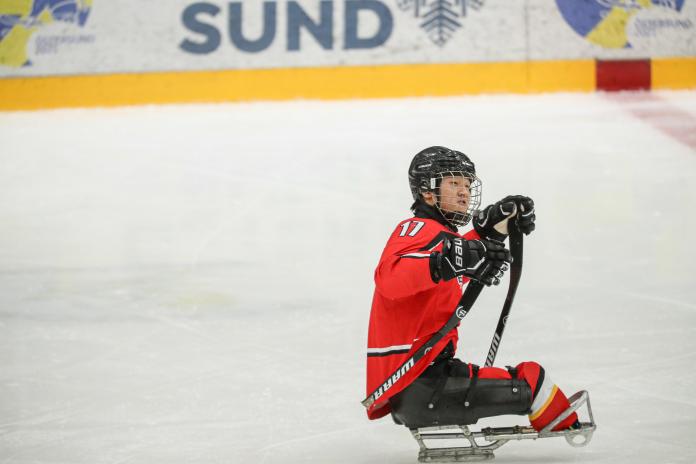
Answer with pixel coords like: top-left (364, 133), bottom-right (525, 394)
top-left (514, 196), bottom-right (536, 235)
top-left (473, 197), bottom-right (517, 241)
top-left (474, 195), bottom-right (536, 240)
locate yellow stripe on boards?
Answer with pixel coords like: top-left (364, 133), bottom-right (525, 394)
top-left (0, 59), bottom-right (597, 111)
top-left (529, 384), bottom-right (559, 422)
top-left (652, 57), bottom-right (696, 90)
top-left (527, 60), bottom-right (594, 93)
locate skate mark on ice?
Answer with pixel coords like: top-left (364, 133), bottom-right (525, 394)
top-left (606, 92), bottom-right (696, 151)
top-left (620, 291), bottom-right (696, 313)
top-left (258, 423), bottom-right (384, 453)
top-left (580, 352), bottom-right (696, 389)
top-left (611, 382), bottom-right (696, 409)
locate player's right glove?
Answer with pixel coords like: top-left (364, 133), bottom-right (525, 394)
top-left (430, 237), bottom-right (511, 286)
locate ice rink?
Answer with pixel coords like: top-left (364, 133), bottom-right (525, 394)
top-left (1, 91), bottom-right (696, 463)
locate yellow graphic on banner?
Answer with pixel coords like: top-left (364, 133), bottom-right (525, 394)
top-left (586, 7), bottom-right (632, 48)
top-left (586, 0), bottom-right (653, 49)
top-left (0, 0), bottom-right (34, 67)
top-left (0, 0), bottom-right (91, 68)
top-left (0, 23), bottom-right (35, 67)
top-left (0, 0), bottom-right (33, 16)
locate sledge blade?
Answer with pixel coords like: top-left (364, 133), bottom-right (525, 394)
top-left (417, 446), bottom-right (494, 462)
top-left (411, 426), bottom-right (501, 463)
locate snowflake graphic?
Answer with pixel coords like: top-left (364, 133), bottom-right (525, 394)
top-left (397, 0), bottom-right (484, 46)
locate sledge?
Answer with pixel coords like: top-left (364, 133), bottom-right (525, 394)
top-left (403, 390), bottom-right (596, 462)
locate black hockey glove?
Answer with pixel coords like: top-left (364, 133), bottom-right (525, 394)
top-left (474, 195), bottom-right (536, 240)
top-left (514, 196), bottom-right (536, 235)
top-left (430, 237), bottom-right (511, 286)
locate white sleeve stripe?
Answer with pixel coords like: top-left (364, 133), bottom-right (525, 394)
top-left (367, 344), bottom-right (413, 354)
top-left (401, 253), bottom-right (431, 258)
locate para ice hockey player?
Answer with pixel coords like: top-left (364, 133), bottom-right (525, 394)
top-left (364, 146), bottom-right (582, 435)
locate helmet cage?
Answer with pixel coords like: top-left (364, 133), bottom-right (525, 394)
top-left (429, 171), bottom-right (482, 227)
top-left (408, 146), bottom-right (481, 228)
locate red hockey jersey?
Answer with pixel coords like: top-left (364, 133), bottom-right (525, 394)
top-left (365, 216), bottom-right (480, 419)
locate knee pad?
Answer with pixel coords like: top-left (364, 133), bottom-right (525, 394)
top-left (515, 361), bottom-right (546, 401)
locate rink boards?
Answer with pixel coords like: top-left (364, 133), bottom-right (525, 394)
top-left (1, 57), bottom-right (696, 110)
top-left (1, 0), bottom-right (695, 109)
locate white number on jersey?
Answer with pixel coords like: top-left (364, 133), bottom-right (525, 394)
top-left (398, 221), bottom-right (425, 237)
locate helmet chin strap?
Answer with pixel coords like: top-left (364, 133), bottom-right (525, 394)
top-left (433, 193), bottom-right (468, 228)
top-left (439, 208), bottom-right (467, 228)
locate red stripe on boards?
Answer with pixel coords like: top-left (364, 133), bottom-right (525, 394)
top-left (596, 59), bottom-right (651, 92)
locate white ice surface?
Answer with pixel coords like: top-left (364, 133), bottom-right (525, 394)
top-left (1, 91), bottom-right (696, 463)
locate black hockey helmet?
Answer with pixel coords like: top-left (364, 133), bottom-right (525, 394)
top-left (408, 146), bottom-right (481, 227)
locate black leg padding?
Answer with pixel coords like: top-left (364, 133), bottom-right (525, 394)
top-left (390, 359), bottom-right (532, 429)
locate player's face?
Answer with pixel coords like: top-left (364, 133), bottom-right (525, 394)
top-left (438, 175), bottom-right (471, 214)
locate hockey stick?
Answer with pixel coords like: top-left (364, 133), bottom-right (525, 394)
top-left (361, 280), bottom-right (484, 410)
top-left (484, 223), bottom-right (524, 367)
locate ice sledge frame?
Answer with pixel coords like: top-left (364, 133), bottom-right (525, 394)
top-left (409, 390), bottom-right (596, 462)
